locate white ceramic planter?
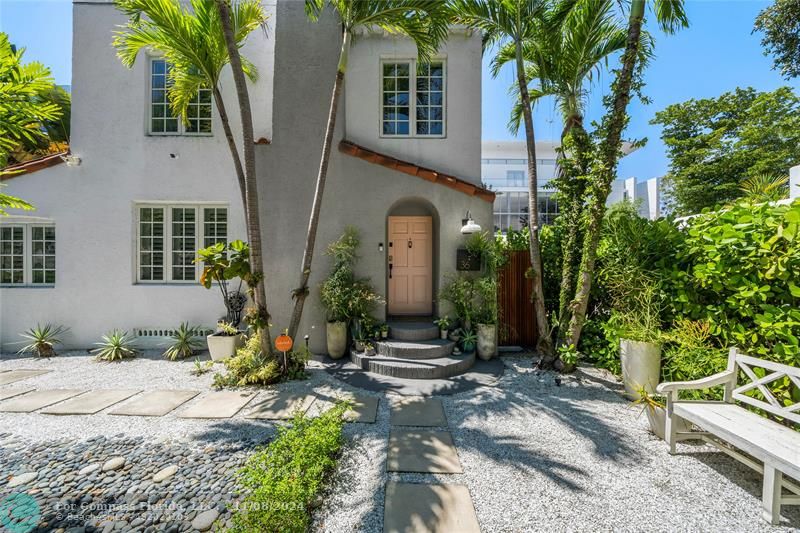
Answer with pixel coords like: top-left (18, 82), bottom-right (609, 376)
top-left (645, 405), bottom-right (690, 440)
top-left (206, 333), bottom-right (245, 362)
top-left (327, 321), bottom-right (348, 359)
top-left (477, 324), bottom-right (497, 361)
top-left (440, 329), bottom-right (448, 340)
top-left (620, 338), bottom-right (662, 400)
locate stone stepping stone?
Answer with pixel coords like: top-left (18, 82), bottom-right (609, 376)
top-left (383, 482), bottom-right (480, 533)
top-left (0, 369), bottom-right (50, 386)
top-left (244, 392), bottom-right (316, 420)
top-left (41, 389), bottom-right (141, 415)
top-left (387, 429), bottom-right (463, 473)
top-left (0, 389), bottom-right (86, 413)
top-left (343, 395), bottom-right (379, 423)
top-left (390, 397), bottom-right (447, 427)
top-left (109, 389), bottom-right (199, 417)
top-left (178, 391), bottom-right (256, 419)
top-left (0, 387), bottom-right (35, 401)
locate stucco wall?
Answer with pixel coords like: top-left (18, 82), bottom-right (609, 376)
top-left (0, 1), bottom-right (276, 350)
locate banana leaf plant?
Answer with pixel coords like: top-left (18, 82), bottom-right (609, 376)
top-left (196, 240), bottom-right (250, 328)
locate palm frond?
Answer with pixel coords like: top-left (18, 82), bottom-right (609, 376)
top-left (739, 173), bottom-right (789, 203)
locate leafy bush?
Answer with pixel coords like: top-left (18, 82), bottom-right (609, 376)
top-left (93, 330), bottom-right (138, 361)
top-left (213, 332), bottom-right (280, 388)
top-left (230, 403), bottom-right (349, 533)
top-left (18, 323), bottom-right (68, 357)
top-left (661, 320), bottom-right (728, 399)
top-left (163, 322), bottom-right (203, 361)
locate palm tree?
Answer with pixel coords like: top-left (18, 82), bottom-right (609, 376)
top-left (114, 0), bottom-right (275, 357)
top-left (453, 0), bottom-right (552, 355)
top-left (499, 0), bottom-right (627, 358)
top-left (738, 173), bottom-right (789, 203)
top-left (286, 0), bottom-right (450, 340)
top-left (565, 0), bottom-right (687, 351)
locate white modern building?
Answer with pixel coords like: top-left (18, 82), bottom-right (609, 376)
top-left (482, 140), bottom-right (662, 232)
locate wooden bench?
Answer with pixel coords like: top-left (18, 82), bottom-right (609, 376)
top-left (656, 348), bottom-right (800, 525)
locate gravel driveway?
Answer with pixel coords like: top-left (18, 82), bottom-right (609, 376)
top-left (1, 352), bottom-right (798, 532)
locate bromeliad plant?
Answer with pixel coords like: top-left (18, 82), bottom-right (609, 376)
top-left (17, 323), bottom-right (68, 357)
top-left (163, 322), bottom-right (203, 361)
top-left (94, 330), bottom-right (139, 362)
top-left (197, 240), bottom-right (250, 328)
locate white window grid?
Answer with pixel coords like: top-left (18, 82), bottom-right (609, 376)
top-left (0, 224), bottom-right (56, 287)
top-left (149, 58), bottom-right (212, 136)
top-left (380, 59), bottom-right (446, 139)
top-left (493, 192), bottom-right (560, 232)
top-left (136, 204), bottom-right (228, 284)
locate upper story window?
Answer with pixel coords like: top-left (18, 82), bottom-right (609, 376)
top-left (149, 58), bottom-right (212, 136)
top-left (136, 204), bottom-right (227, 284)
top-left (381, 60), bottom-right (445, 138)
top-left (0, 224), bottom-right (56, 287)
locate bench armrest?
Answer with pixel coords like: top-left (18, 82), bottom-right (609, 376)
top-left (656, 371), bottom-right (736, 394)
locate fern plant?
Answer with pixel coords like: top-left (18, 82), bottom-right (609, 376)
top-left (18, 323), bottom-right (68, 357)
top-left (94, 330), bottom-right (138, 362)
top-left (163, 322), bottom-right (203, 361)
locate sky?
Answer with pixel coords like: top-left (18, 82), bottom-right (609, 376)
top-left (1, 0), bottom-right (797, 180)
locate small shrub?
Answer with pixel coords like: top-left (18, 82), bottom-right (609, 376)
top-left (18, 324), bottom-right (68, 357)
top-left (230, 403), bottom-right (350, 533)
top-left (191, 358), bottom-right (214, 376)
top-left (216, 320), bottom-right (240, 336)
top-left (661, 320), bottom-right (728, 400)
top-left (213, 332), bottom-right (280, 388)
top-left (163, 323), bottom-right (203, 361)
top-left (94, 330), bottom-right (138, 362)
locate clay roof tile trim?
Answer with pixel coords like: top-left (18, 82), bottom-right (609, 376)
top-left (338, 140), bottom-right (495, 203)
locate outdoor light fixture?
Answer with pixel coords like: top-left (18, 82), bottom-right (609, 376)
top-left (460, 211), bottom-right (481, 235)
top-left (61, 154), bottom-right (81, 167)
top-left (378, 242), bottom-right (384, 252)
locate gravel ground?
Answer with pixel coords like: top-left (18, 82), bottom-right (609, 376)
top-left (2, 352), bottom-right (799, 532)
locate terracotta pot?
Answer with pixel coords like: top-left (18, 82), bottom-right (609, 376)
top-left (327, 321), bottom-right (348, 359)
top-left (620, 338), bottom-right (662, 400)
top-left (207, 333), bottom-right (245, 362)
top-left (476, 323), bottom-right (497, 361)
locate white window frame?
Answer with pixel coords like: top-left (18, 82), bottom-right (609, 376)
top-left (134, 202), bottom-right (229, 285)
top-left (0, 223), bottom-right (56, 288)
top-left (147, 57), bottom-right (213, 137)
top-left (379, 58), bottom-right (447, 139)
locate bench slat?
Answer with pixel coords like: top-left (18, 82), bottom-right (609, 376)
top-left (674, 402), bottom-right (800, 481)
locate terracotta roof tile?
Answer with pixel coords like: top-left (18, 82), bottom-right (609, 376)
top-left (1, 151), bottom-right (67, 180)
top-left (338, 140), bottom-right (495, 203)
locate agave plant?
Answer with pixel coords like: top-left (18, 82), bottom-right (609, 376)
top-left (93, 330), bottom-right (138, 362)
top-left (163, 322), bottom-right (203, 361)
top-left (18, 323), bottom-right (68, 357)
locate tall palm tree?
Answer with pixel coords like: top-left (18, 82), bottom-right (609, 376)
top-left (453, 0), bottom-right (552, 355)
top-left (565, 0), bottom-right (687, 351)
top-left (286, 0), bottom-right (450, 340)
top-left (499, 0), bottom-right (627, 358)
top-left (114, 0), bottom-right (275, 356)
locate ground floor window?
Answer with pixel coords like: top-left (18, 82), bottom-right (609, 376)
top-left (0, 224), bottom-right (56, 286)
top-left (493, 192), bottom-right (559, 232)
top-left (136, 204), bottom-right (227, 283)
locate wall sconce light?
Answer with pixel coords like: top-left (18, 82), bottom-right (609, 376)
top-left (378, 242), bottom-right (384, 252)
top-left (460, 211), bottom-right (481, 235)
top-left (61, 154), bottom-right (81, 167)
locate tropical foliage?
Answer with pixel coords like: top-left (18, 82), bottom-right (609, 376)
top-left (754, 0), bottom-right (800, 79)
top-left (17, 323), bottom-right (68, 357)
top-left (653, 87), bottom-right (800, 214)
top-left (94, 330), bottom-right (139, 361)
top-left (163, 322), bottom-right (203, 360)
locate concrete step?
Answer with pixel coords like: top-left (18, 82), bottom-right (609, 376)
top-left (376, 339), bottom-right (454, 360)
top-left (388, 321), bottom-right (440, 342)
top-left (350, 351), bottom-right (475, 379)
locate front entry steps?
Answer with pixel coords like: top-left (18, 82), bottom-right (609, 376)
top-left (351, 321), bottom-right (476, 379)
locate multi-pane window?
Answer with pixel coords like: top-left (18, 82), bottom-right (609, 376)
top-left (136, 205), bottom-right (227, 283)
top-left (149, 58), bottom-right (212, 135)
top-left (0, 225), bottom-right (56, 286)
top-left (493, 192), bottom-right (560, 232)
top-left (381, 60), bottom-right (445, 137)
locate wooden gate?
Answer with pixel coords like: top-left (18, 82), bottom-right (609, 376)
top-left (498, 250), bottom-right (538, 347)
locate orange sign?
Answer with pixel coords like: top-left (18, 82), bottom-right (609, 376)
top-left (275, 334), bottom-right (293, 352)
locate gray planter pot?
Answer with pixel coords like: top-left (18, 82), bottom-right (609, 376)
top-left (206, 333), bottom-right (245, 362)
top-left (327, 321), bottom-right (348, 359)
top-left (476, 323), bottom-right (497, 361)
top-left (620, 338), bottom-right (662, 400)
top-left (645, 405), bottom-right (690, 440)
top-left (440, 329), bottom-right (448, 340)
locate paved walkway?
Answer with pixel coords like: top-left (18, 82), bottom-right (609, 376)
top-left (383, 397), bottom-right (481, 532)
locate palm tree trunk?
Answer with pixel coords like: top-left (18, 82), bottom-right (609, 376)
top-left (287, 29), bottom-right (351, 341)
top-left (216, 0), bottom-right (273, 358)
top-left (515, 39), bottom-right (553, 360)
top-left (212, 86), bottom-right (248, 215)
top-left (566, 0), bottom-right (645, 350)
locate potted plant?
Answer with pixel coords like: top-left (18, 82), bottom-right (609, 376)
top-left (618, 284), bottom-right (664, 400)
top-left (434, 316), bottom-right (451, 340)
top-left (635, 388), bottom-right (690, 440)
top-left (379, 323), bottom-right (389, 339)
top-left (459, 328), bottom-right (477, 354)
top-left (207, 320), bottom-right (246, 362)
top-left (474, 275), bottom-right (499, 361)
top-left (196, 240), bottom-right (251, 328)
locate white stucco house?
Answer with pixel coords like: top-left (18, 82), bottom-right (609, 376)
top-left (482, 140), bottom-right (662, 232)
top-left (0, 0), bottom-right (493, 353)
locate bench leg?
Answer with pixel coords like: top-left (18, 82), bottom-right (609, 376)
top-left (664, 393), bottom-right (677, 454)
top-left (762, 465), bottom-right (782, 525)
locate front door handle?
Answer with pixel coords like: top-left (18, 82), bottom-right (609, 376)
top-left (389, 263), bottom-right (393, 279)
top-left (408, 240), bottom-right (413, 249)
